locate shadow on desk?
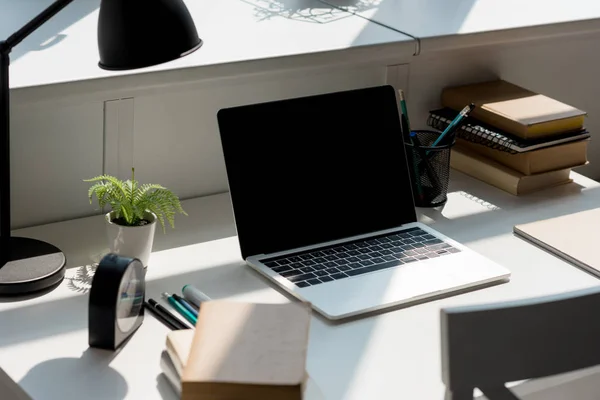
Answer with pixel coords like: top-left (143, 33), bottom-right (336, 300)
top-left (19, 348), bottom-right (128, 400)
top-left (0, 260), bottom-right (264, 348)
top-left (0, 294), bottom-right (87, 348)
top-left (156, 374), bottom-right (178, 400)
top-left (419, 177), bottom-right (600, 245)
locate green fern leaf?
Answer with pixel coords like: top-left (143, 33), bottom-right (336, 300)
top-left (134, 184), bottom-right (166, 203)
top-left (124, 180), bottom-right (133, 206)
top-left (137, 188), bottom-right (186, 231)
top-left (85, 169), bottom-right (186, 229)
top-left (84, 175), bottom-right (128, 202)
top-left (145, 203), bottom-right (166, 232)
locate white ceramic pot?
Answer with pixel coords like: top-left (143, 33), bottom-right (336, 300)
top-left (105, 211), bottom-right (157, 267)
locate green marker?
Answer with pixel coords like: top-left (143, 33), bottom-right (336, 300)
top-left (162, 292), bottom-right (197, 325)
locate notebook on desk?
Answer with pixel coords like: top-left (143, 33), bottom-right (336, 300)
top-left (514, 208), bottom-right (600, 276)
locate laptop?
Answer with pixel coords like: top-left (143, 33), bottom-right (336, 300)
top-left (216, 85), bottom-right (511, 320)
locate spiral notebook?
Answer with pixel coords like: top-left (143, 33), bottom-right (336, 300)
top-left (428, 108), bottom-right (590, 154)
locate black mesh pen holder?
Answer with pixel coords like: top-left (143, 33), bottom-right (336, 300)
top-left (404, 130), bottom-right (454, 207)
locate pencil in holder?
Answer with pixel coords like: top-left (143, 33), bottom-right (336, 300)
top-left (404, 129), bottom-right (454, 207)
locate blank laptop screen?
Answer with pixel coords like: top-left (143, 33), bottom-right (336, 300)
top-left (217, 85), bottom-right (417, 259)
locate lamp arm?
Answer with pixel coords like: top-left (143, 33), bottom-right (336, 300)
top-left (1, 0), bottom-right (75, 54)
top-left (0, 0), bottom-right (74, 261)
top-left (0, 51), bottom-right (8, 259)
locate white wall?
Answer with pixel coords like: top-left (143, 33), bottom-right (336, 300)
top-left (130, 64), bottom-right (408, 201)
top-left (10, 63), bottom-right (406, 228)
top-left (10, 100), bottom-right (103, 228)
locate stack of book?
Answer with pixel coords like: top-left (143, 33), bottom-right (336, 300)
top-left (428, 80), bottom-right (590, 195)
top-left (159, 300), bottom-right (312, 400)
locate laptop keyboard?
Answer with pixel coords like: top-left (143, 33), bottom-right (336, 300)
top-left (261, 227), bottom-right (460, 288)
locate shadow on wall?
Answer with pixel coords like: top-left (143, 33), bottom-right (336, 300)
top-left (243, 0), bottom-right (407, 50)
top-left (245, 0), bottom-right (380, 23)
top-left (319, 0), bottom-right (479, 51)
top-left (0, 0), bottom-right (99, 61)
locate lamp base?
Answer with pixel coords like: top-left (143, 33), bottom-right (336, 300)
top-left (0, 237), bottom-right (66, 296)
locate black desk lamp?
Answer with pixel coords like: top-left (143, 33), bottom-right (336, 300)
top-left (0, 0), bottom-right (202, 295)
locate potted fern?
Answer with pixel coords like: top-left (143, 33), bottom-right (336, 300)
top-left (85, 168), bottom-right (187, 267)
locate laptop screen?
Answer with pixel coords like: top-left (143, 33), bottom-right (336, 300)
top-left (217, 85), bottom-right (417, 259)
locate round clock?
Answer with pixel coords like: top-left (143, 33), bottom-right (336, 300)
top-left (89, 253), bottom-right (145, 350)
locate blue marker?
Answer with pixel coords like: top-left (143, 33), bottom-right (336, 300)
top-left (173, 293), bottom-right (199, 318)
top-left (428, 103), bottom-right (475, 154)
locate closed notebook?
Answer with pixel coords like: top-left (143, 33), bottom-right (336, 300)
top-left (161, 350), bottom-right (183, 395)
top-left (182, 300), bottom-right (312, 400)
top-left (457, 138), bottom-right (589, 175)
top-left (166, 329), bottom-right (195, 378)
top-left (450, 147), bottom-right (572, 196)
top-left (514, 208), bottom-right (600, 277)
top-left (442, 80), bottom-right (586, 139)
top-left (160, 330), bottom-right (324, 400)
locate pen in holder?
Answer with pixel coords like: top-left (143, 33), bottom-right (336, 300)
top-left (405, 129), bottom-right (454, 207)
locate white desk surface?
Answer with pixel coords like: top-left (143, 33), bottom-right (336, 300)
top-left (2, 171), bottom-right (600, 399)
top-left (2, 0), bottom-right (412, 91)
top-left (322, 0), bottom-right (600, 52)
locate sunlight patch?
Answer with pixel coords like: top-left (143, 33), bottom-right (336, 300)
top-left (441, 191), bottom-right (500, 219)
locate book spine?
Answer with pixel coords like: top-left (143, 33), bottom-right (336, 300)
top-left (449, 148), bottom-right (520, 196)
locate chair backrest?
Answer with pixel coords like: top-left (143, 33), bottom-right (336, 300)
top-left (441, 286), bottom-right (600, 400)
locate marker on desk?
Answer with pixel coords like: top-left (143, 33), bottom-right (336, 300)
top-left (146, 299), bottom-right (190, 330)
top-left (173, 293), bottom-right (199, 317)
top-left (163, 292), bottom-right (198, 326)
top-left (182, 285), bottom-right (211, 308)
top-left (161, 299), bottom-right (195, 330)
top-left (428, 102), bottom-right (475, 154)
top-left (145, 301), bottom-right (178, 330)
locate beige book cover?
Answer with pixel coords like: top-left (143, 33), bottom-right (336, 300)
top-left (514, 208), bottom-right (600, 276)
top-left (450, 147), bottom-right (572, 196)
top-left (457, 138), bottom-right (589, 175)
top-left (442, 80), bottom-right (586, 139)
top-left (181, 300), bottom-right (312, 400)
top-left (166, 329), bottom-right (195, 377)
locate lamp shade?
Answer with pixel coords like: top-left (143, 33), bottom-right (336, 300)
top-left (97, 0), bottom-right (202, 70)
